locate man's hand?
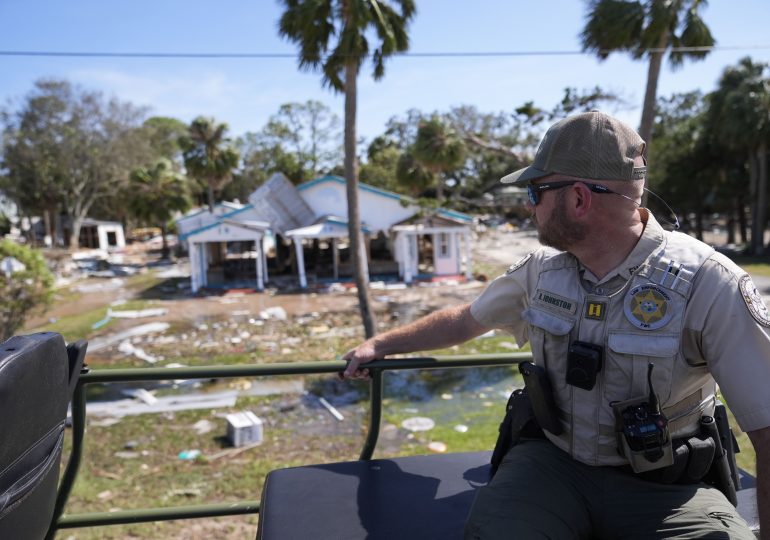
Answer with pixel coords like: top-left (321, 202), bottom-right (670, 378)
top-left (340, 340), bottom-right (378, 380)
top-left (338, 304), bottom-right (488, 381)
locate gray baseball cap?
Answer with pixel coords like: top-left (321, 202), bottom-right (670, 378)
top-left (501, 111), bottom-right (647, 185)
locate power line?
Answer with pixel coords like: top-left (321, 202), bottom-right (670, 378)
top-left (1, 45), bottom-right (769, 59)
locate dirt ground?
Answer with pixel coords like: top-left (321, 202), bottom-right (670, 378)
top-left (26, 227), bottom-right (538, 365)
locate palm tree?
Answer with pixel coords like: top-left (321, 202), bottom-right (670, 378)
top-left (412, 116), bottom-right (466, 201)
top-left (581, 0), bottom-right (715, 167)
top-left (395, 148), bottom-right (434, 196)
top-left (128, 159), bottom-right (192, 259)
top-left (278, 0), bottom-right (416, 338)
top-left (181, 117), bottom-right (240, 213)
top-left (708, 58), bottom-right (770, 255)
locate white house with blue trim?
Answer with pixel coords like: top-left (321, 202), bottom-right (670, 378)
top-left (177, 173), bottom-right (474, 293)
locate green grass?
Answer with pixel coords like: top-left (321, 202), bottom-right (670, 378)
top-left (34, 306), bottom-right (112, 342)
top-left (30, 299), bottom-right (159, 343)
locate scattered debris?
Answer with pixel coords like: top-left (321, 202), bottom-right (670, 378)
top-left (91, 314), bottom-right (112, 330)
top-left (441, 393), bottom-right (454, 400)
top-left (97, 490), bottom-right (114, 501)
top-left (123, 440), bottom-right (139, 450)
top-left (122, 388), bottom-right (158, 404)
top-left (454, 425), bottom-right (469, 433)
top-left (192, 419), bottom-right (215, 435)
top-left (166, 488), bottom-right (201, 498)
top-left (109, 307), bottom-right (168, 319)
top-left (89, 322), bottom-right (170, 352)
top-left (114, 451), bottom-right (140, 459)
top-left (2, 256), bottom-right (26, 276)
top-left (401, 417), bottom-right (435, 432)
top-left (74, 278), bottom-right (125, 293)
top-left (318, 397), bottom-right (344, 421)
top-left (208, 441), bottom-right (262, 461)
top-left (259, 306), bottom-right (287, 320)
top-left (226, 411), bottom-right (263, 447)
top-left (94, 470), bottom-right (122, 480)
top-left (156, 267), bottom-right (189, 279)
top-left (428, 441), bottom-right (447, 453)
top-left (118, 341), bottom-right (159, 364)
top-left (86, 390), bottom-right (238, 417)
top-left (89, 417), bottom-right (121, 428)
top-left (178, 449), bottom-right (201, 460)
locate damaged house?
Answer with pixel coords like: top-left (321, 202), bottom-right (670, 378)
top-left (176, 173), bottom-right (474, 293)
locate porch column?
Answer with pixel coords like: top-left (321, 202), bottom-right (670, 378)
top-left (190, 242), bottom-right (200, 293)
top-left (403, 233), bottom-right (414, 284)
top-left (332, 237), bottom-right (339, 280)
top-left (254, 236), bottom-right (264, 291)
top-left (261, 236), bottom-right (269, 285)
top-left (199, 243), bottom-right (209, 287)
top-left (463, 231), bottom-right (473, 280)
top-left (294, 238), bottom-right (307, 288)
top-left (395, 233), bottom-right (405, 279)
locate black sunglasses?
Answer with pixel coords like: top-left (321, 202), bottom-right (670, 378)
top-left (527, 180), bottom-right (623, 205)
top-left (527, 179), bottom-right (681, 230)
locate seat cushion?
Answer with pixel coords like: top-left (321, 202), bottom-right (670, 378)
top-left (257, 451), bottom-right (491, 540)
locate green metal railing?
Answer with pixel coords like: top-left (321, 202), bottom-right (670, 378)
top-left (49, 352), bottom-right (531, 536)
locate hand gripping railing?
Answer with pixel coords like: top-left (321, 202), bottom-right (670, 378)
top-left (48, 352), bottom-right (530, 535)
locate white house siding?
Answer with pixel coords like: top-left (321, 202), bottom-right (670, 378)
top-left (298, 177), bottom-right (414, 233)
top-left (176, 203), bottom-right (244, 241)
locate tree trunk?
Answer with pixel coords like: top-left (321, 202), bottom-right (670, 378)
top-left (160, 223), bottom-right (170, 259)
top-left (207, 183), bottom-right (216, 213)
top-left (68, 220), bottom-right (80, 250)
top-left (344, 61), bottom-right (377, 339)
top-left (738, 195), bottom-right (748, 245)
top-left (749, 150), bottom-right (761, 254)
top-left (695, 210), bottom-right (704, 241)
top-left (727, 201), bottom-right (736, 245)
top-left (638, 33), bottom-right (667, 208)
top-left (435, 170), bottom-right (444, 202)
top-left (43, 209), bottom-right (54, 248)
top-left (759, 141), bottom-right (769, 255)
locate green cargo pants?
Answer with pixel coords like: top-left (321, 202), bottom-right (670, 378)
top-left (464, 439), bottom-right (754, 539)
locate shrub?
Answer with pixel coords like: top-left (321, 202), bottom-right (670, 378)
top-left (0, 239), bottom-right (55, 342)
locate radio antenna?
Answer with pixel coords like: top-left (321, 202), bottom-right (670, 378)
top-left (647, 363), bottom-right (660, 414)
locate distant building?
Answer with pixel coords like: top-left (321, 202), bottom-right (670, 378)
top-left (177, 173), bottom-right (474, 293)
top-left (76, 219), bottom-right (126, 251)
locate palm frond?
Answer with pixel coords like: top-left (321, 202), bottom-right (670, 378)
top-left (580, 0), bottom-right (645, 59)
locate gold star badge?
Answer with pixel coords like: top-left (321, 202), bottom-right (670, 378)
top-left (625, 284), bottom-right (673, 330)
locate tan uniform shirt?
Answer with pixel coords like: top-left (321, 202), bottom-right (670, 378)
top-left (471, 212), bottom-right (770, 435)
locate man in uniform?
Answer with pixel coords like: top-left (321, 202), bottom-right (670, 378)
top-left (342, 111), bottom-right (770, 539)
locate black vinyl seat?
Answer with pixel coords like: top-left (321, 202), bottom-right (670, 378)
top-left (257, 451), bottom-right (760, 540)
top-left (0, 333), bottom-right (86, 540)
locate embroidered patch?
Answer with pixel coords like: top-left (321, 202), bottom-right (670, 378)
top-left (739, 274), bottom-right (770, 327)
top-left (624, 283), bottom-right (673, 330)
top-left (535, 289), bottom-right (577, 314)
top-left (585, 301), bottom-right (606, 321)
top-left (506, 253), bottom-right (532, 275)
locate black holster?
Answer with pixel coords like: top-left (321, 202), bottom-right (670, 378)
top-left (489, 388), bottom-right (544, 479)
top-left (637, 403), bottom-right (740, 506)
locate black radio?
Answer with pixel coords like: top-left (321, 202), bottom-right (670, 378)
top-left (613, 363), bottom-right (673, 472)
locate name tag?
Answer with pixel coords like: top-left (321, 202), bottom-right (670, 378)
top-left (534, 289), bottom-right (577, 314)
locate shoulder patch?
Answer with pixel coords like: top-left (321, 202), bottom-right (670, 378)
top-left (506, 253), bottom-right (532, 275)
top-left (739, 274), bottom-right (770, 327)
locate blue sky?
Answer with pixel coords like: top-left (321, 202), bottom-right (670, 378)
top-left (1, 0), bottom-right (769, 145)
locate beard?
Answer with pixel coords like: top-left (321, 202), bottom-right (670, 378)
top-left (535, 193), bottom-right (588, 251)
